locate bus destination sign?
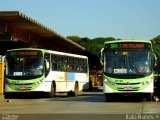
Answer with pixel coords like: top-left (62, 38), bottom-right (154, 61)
top-left (109, 43), bottom-right (145, 49)
top-left (10, 51), bottom-right (39, 56)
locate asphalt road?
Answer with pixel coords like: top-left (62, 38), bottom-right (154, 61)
top-left (0, 88), bottom-right (160, 120)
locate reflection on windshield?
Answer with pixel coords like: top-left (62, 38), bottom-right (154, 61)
top-left (104, 50), bottom-right (151, 75)
top-left (6, 56), bottom-right (43, 76)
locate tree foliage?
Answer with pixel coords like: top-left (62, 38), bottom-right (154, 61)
top-left (151, 35), bottom-right (160, 60)
top-left (67, 36), bottom-right (115, 56)
top-left (151, 35), bottom-right (160, 72)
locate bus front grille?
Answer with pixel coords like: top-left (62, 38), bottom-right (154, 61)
top-left (116, 83), bottom-right (140, 85)
top-left (117, 87), bottom-right (139, 91)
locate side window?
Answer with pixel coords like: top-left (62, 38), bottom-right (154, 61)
top-left (63, 57), bottom-right (68, 71)
top-left (51, 55), bottom-right (58, 71)
top-left (68, 57), bottom-right (75, 72)
top-left (84, 59), bottom-right (87, 72)
top-left (79, 59), bottom-right (85, 72)
top-left (50, 55), bottom-right (87, 73)
top-left (79, 59), bottom-right (87, 73)
top-left (75, 59), bottom-right (80, 72)
top-left (57, 56), bottom-right (64, 71)
top-left (44, 53), bottom-right (50, 76)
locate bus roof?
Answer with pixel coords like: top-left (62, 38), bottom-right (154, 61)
top-left (6, 48), bottom-right (88, 59)
top-left (104, 40), bottom-right (151, 44)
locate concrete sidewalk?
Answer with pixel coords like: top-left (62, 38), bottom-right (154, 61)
top-left (0, 95), bottom-right (4, 102)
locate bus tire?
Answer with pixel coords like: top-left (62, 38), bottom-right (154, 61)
top-left (105, 93), bottom-right (113, 102)
top-left (67, 82), bottom-right (79, 97)
top-left (74, 82), bottom-right (79, 96)
top-left (49, 82), bottom-right (56, 98)
top-left (147, 93), bottom-right (153, 101)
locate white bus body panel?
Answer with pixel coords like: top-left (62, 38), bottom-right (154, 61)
top-left (44, 71), bottom-right (88, 92)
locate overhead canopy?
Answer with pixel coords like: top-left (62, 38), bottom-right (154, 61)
top-left (0, 11), bottom-right (85, 54)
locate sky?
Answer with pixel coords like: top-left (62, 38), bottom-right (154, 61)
top-left (0, 0), bottom-right (160, 40)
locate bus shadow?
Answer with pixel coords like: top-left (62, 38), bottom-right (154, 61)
top-left (4, 86), bottom-right (156, 102)
top-left (4, 92), bottom-right (49, 99)
top-left (48, 93), bottom-right (106, 102)
top-left (48, 93), bottom-right (148, 103)
top-left (48, 87), bottom-right (146, 103)
top-left (46, 86), bottom-right (106, 102)
top-left (105, 96), bottom-right (144, 102)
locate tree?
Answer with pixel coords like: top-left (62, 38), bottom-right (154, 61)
top-left (151, 35), bottom-right (160, 60)
top-left (66, 36), bottom-right (81, 43)
top-left (67, 36), bottom-right (116, 56)
top-left (151, 35), bottom-right (160, 73)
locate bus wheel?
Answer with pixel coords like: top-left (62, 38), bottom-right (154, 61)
top-left (67, 82), bottom-right (79, 97)
top-left (74, 82), bottom-right (79, 96)
top-left (105, 93), bottom-right (113, 102)
top-left (49, 82), bottom-right (56, 98)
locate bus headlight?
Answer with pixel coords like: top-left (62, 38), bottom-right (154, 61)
top-left (104, 79), bottom-right (116, 86)
top-left (33, 79), bottom-right (44, 85)
top-left (141, 80), bottom-right (152, 86)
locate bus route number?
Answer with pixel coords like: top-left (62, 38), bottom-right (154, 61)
top-left (115, 80), bottom-right (123, 83)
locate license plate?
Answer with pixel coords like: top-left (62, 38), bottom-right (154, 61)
top-left (19, 86), bottom-right (27, 90)
top-left (124, 86), bottom-right (133, 90)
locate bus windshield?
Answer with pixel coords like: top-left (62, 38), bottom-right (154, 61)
top-left (6, 56), bottom-right (43, 76)
top-left (104, 49), bottom-right (152, 77)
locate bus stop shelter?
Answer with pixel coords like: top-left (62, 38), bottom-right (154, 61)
top-left (0, 11), bottom-right (100, 70)
top-left (0, 11), bottom-right (85, 55)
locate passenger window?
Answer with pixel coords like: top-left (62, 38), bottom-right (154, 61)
top-left (51, 55), bottom-right (58, 71)
top-left (75, 59), bottom-right (80, 72)
top-left (63, 57), bottom-right (68, 71)
top-left (44, 54), bottom-right (50, 76)
top-left (58, 56), bottom-right (64, 71)
top-left (68, 57), bottom-right (75, 72)
top-left (79, 59), bottom-right (85, 72)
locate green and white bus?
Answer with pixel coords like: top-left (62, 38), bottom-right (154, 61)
top-left (5, 48), bottom-right (89, 97)
top-left (100, 40), bottom-right (157, 101)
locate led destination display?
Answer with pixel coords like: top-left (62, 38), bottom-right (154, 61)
top-left (8, 50), bottom-right (42, 56)
top-left (105, 42), bottom-right (150, 49)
